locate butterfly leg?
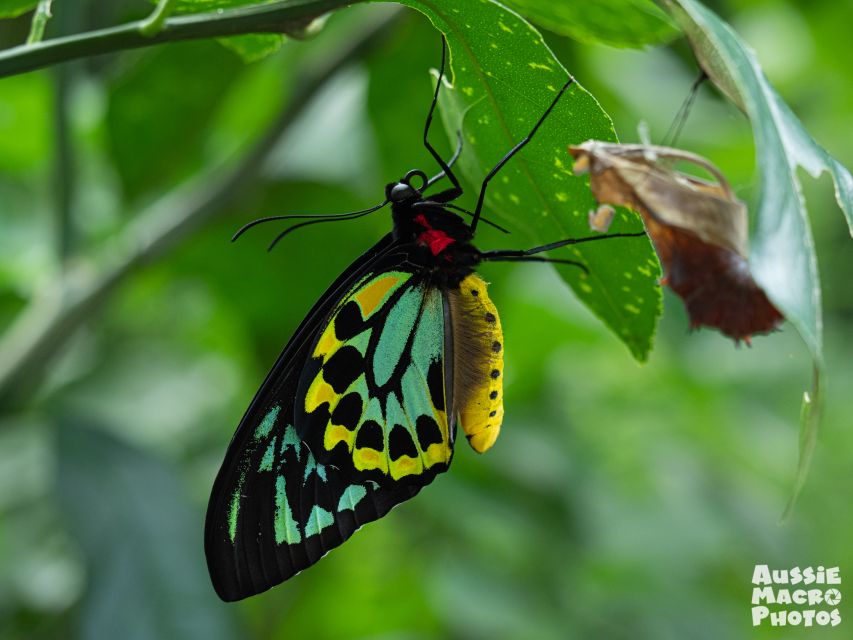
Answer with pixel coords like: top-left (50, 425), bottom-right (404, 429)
top-left (422, 36), bottom-right (464, 200)
top-left (469, 79), bottom-right (575, 234)
top-left (662, 70), bottom-right (708, 147)
top-left (425, 129), bottom-right (463, 192)
top-left (411, 199), bottom-right (510, 234)
top-left (479, 231), bottom-right (647, 273)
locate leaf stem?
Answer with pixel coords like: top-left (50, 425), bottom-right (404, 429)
top-left (139, 0), bottom-right (179, 38)
top-left (1, 0), bottom-right (356, 79)
top-left (26, 0), bottom-right (54, 45)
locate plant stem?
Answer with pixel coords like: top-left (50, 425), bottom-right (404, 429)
top-left (0, 7), bottom-right (402, 408)
top-left (1, 0), bottom-right (356, 79)
top-left (139, 0), bottom-right (179, 37)
top-left (26, 0), bottom-right (54, 45)
top-left (54, 64), bottom-right (74, 266)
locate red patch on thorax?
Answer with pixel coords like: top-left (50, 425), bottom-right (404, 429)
top-left (414, 213), bottom-right (455, 256)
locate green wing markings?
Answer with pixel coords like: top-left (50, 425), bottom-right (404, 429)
top-left (304, 506), bottom-right (335, 537)
top-left (258, 436), bottom-right (277, 472)
top-left (274, 475), bottom-right (302, 545)
top-left (373, 283), bottom-right (425, 386)
top-left (302, 272), bottom-right (452, 481)
top-left (281, 423), bottom-right (303, 461)
top-left (337, 484), bottom-right (368, 512)
top-left (230, 405), bottom-right (283, 541)
top-left (410, 286), bottom-right (444, 367)
top-left (351, 271), bottom-right (411, 320)
top-left (254, 405), bottom-right (280, 441)
top-left (227, 486), bottom-right (242, 543)
top-left (302, 449), bottom-right (328, 484)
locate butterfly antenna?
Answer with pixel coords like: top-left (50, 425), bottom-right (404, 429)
top-left (482, 255), bottom-right (590, 274)
top-left (266, 205), bottom-right (387, 251)
top-left (232, 200), bottom-right (389, 243)
top-left (662, 70), bottom-right (707, 147)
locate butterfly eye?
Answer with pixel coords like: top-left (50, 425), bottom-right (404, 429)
top-left (389, 182), bottom-right (416, 202)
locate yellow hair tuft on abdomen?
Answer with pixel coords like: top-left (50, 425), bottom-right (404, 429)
top-left (448, 274), bottom-right (504, 453)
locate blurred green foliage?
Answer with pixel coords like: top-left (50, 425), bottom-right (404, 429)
top-left (0, 1), bottom-right (852, 639)
top-left (0, 0), bottom-right (37, 19)
top-left (503, 0), bottom-right (679, 48)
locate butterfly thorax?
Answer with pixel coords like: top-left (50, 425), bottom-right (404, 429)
top-left (388, 188), bottom-right (479, 287)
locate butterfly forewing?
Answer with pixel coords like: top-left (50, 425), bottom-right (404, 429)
top-left (205, 239), bottom-right (456, 601)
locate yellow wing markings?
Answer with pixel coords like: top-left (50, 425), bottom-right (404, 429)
top-left (353, 447), bottom-right (388, 474)
top-left (353, 273), bottom-right (406, 319)
top-left (389, 455), bottom-right (419, 480)
top-left (313, 321), bottom-right (342, 361)
top-left (313, 272), bottom-right (408, 361)
top-left (324, 424), bottom-right (356, 451)
top-left (306, 269), bottom-right (454, 480)
top-left (305, 375), bottom-right (337, 414)
top-left (403, 362), bottom-right (453, 469)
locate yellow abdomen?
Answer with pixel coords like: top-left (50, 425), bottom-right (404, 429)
top-left (447, 274), bottom-right (504, 453)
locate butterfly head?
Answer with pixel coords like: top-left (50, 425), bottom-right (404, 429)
top-left (386, 169), bottom-right (428, 204)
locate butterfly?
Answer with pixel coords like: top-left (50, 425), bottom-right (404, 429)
top-left (205, 37), bottom-right (644, 602)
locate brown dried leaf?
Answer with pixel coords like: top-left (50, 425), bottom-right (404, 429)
top-left (570, 141), bottom-right (783, 341)
top-left (588, 204), bottom-right (616, 233)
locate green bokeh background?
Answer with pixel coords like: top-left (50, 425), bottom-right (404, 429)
top-left (1, 1), bottom-right (852, 638)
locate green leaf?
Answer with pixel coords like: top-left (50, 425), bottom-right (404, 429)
top-left (0, 72), bottom-right (51, 174)
top-left (217, 33), bottom-right (284, 61)
top-left (662, 0), bottom-right (853, 514)
top-left (392, 0), bottom-right (662, 361)
top-left (106, 40), bottom-right (243, 201)
top-left (57, 421), bottom-right (238, 640)
top-left (0, 0), bottom-right (36, 18)
top-left (502, 0), bottom-right (679, 49)
top-left (155, 0), bottom-right (287, 62)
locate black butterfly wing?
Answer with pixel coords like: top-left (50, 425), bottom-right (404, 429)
top-left (205, 235), bottom-right (456, 601)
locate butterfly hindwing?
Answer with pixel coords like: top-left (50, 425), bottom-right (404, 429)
top-left (205, 239), bottom-right (455, 601)
top-left (296, 269), bottom-right (454, 485)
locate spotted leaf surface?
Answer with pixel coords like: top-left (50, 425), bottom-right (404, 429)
top-left (395, 0), bottom-right (661, 360)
